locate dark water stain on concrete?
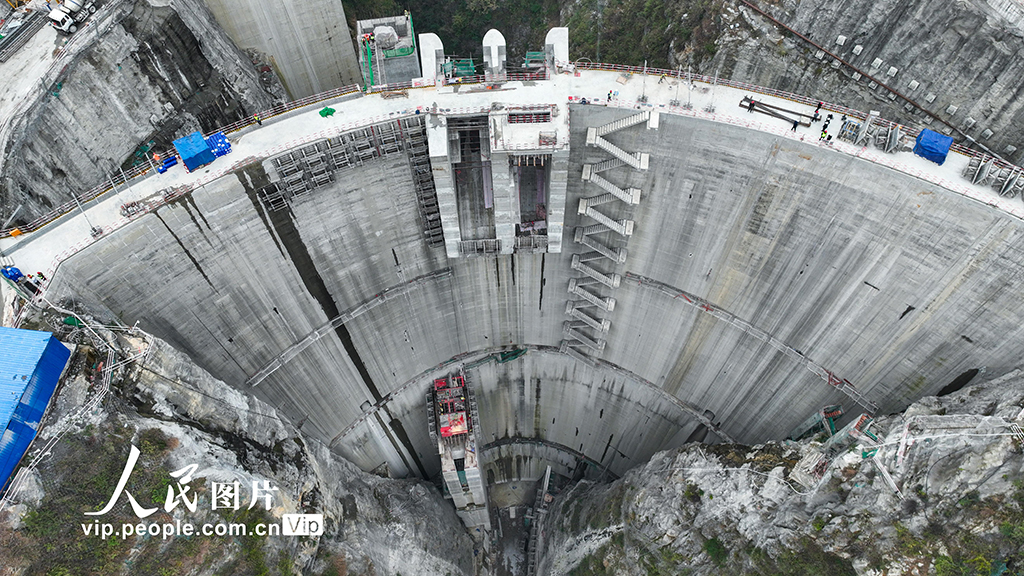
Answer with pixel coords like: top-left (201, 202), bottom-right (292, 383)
top-left (235, 167), bottom-right (386, 408)
top-left (167, 193), bottom-right (211, 245)
top-left (384, 410), bottom-right (428, 478)
top-left (236, 168), bottom-right (285, 258)
top-left (232, 164), bottom-right (426, 474)
top-left (153, 211), bottom-right (216, 291)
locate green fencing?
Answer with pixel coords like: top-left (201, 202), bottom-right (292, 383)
top-left (382, 45), bottom-right (415, 58)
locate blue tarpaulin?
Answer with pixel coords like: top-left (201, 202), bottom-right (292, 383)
top-left (1, 266), bottom-right (23, 282)
top-left (173, 131), bottom-right (216, 172)
top-left (0, 327), bottom-right (71, 491)
top-left (204, 132), bottom-right (232, 158)
top-left (913, 129), bottom-right (954, 165)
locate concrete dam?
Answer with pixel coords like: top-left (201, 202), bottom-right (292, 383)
top-left (5, 22), bottom-right (1024, 514)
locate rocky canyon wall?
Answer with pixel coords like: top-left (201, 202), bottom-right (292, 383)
top-left (711, 0), bottom-right (1024, 164)
top-left (0, 0), bottom-right (275, 224)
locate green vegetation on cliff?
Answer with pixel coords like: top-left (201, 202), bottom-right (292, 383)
top-left (341, 0), bottom-right (725, 70)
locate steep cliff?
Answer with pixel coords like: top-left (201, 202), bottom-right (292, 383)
top-left (0, 0), bottom-right (275, 224)
top-left (710, 0), bottom-right (1024, 163)
top-left (538, 370), bottom-right (1024, 575)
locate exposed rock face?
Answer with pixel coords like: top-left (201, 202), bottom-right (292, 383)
top-left (710, 0), bottom-right (1024, 163)
top-left (1, 0), bottom-right (274, 223)
top-left (0, 330), bottom-right (475, 576)
top-left (538, 370), bottom-right (1024, 575)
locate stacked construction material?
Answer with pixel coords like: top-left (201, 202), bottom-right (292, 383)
top-left (205, 132), bottom-right (232, 157)
top-left (173, 131), bottom-right (216, 172)
top-left (156, 155), bottom-right (178, 174)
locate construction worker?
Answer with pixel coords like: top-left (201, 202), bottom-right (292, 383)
top-left (254, 113), bottom-right (262, 126)
top-left (748, 99), bottom-right (755, 112)
top-left (659, 74), bottom-right (666, 84)
top-left (792, 119), bottom-right (799, 131)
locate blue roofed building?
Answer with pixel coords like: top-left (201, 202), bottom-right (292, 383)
top-left (0, 327), bottom-right (72, 492)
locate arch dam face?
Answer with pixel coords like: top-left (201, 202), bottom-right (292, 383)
top-left (45, 101), bottom-right (1024, 483)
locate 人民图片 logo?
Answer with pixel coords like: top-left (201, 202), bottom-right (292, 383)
top-left (79, 444), bottom-right (321, 540)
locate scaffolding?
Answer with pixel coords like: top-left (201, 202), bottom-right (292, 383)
top-left (356, 12), bottom-right (419, 88)
top-left (789, 404), bottom-right (844, 440)
top-left (509, 112), bottom-right (552, 124)
top-left (525, 466), bottom-right (552, 576)
top-left (791, 412), bottom-right (882, 490)
top-left (404, 116), bottom-right (445, 247)
top-left (442, 58), bottom-right (477, 78)
top-left (427, 371), bottom-right (490, 529)
top-left (257, 118), bottom-right (443, 245)
top-left (458, 239), bottom-right (502, 255)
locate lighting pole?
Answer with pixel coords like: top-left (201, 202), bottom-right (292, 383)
top-left (72, 193), bottom-right (96, 232)
top-left (671, 65), bottom-right (682, 107)
top-left (2, 204), bottom-right (22, 230)
top-left (687, 65), bottom-right (692, 110)
top-left (705, 69), bottom-right (718, 113)
top-left (119, 167), bottom-right (134, 199)
top-left (639, 59), bottom-right (648, 103)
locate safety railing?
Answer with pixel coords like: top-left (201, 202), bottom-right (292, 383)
top-left (382, 46), bottom-right (415, 58)
top-left (507, 70), bottom-right (549, 82)
top-left (0, 83), bottom-right (363, 238)
top-left (571, 61), bottom-right (1020, 174)
top-left (440, 70), bottom-right (548, 87)
top-left (0, 64), bottom-right (530, 239)
top-left (4, 63), bottom-right (1020, 240)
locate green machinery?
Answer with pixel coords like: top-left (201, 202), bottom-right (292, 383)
top-left (463, 348), bottom-right (527, 370)
top-left (524, 51), bottom-right (546, 68)
top-left (442, 58), bottom-right (477, 78)
top-left (788, 404), bottom-right (844, 440)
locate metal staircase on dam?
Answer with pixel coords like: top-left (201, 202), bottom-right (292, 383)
top-left (560, 111), bottom-right (656, 362)
top-left (257, 117), bottom-right (444, 247)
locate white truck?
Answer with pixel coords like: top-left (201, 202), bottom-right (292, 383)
top-left (48, 0), bottom-right (97, 35)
